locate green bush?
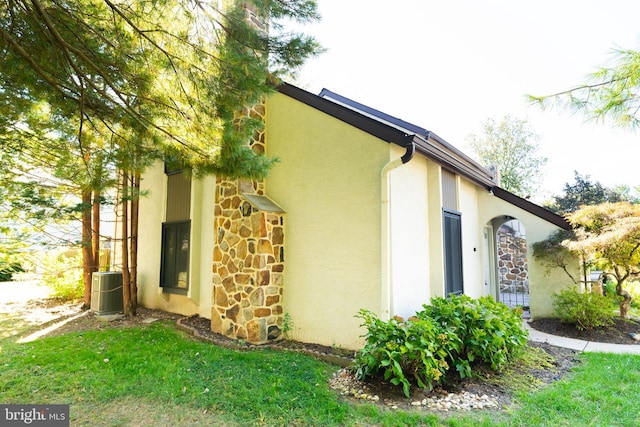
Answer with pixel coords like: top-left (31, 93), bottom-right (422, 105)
top-left (42, 251), bottom-right (84, 301)
top-left (420, 295), bottom-right (528, 372)
top-left (552, 287), bottom-right (615, 330)
top-left (0, 262), bottom-right (24, 282)
top-left (353, 295), bottom-right (528, 397)
top-left (353, 310), bottom-right (457, 398)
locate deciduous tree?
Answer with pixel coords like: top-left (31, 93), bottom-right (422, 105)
top-left (466, 115), bottom-right (547, 198)
top-left (539, 202), bottom-right (640, 318)
top-left (544, 171), bottom-right (627, 215)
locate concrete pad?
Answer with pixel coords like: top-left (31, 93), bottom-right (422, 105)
top-left (94, 313), bottom-right (125, 322)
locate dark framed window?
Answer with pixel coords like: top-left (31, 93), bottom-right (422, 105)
top-left (164, 155), bottom-right (184, 175)
top-left (443, 209), bottom-right (463, 296)
top-left (160, 220), bottom-right (190, 294)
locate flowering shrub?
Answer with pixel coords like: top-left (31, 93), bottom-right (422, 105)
top-left (353, 295), bottom-right (528, 397)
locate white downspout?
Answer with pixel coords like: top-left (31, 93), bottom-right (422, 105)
top-left (380, 141), bottom-right (415, 320)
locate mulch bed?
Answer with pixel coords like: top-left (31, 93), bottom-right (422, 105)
top-left (177, 315), bottom-right (582, 412)
top-left (528, 316), bottom-right (640, 345)
top-left (177, 315), bottom-right (355, 366)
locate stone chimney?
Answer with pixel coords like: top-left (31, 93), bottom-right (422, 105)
top-left (210, 2), bottom-right (286, 345)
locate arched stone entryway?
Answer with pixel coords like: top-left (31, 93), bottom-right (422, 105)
top-left (485, 217), bottom-right (530, 313)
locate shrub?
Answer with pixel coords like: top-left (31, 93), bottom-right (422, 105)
top-left (419, 295), bottom-right (528, 373)
top-left (552, 287), bottom-right (615, 330)
top-left (353, 309), bottom-right (458, 398)
top-left (353, 295), bottom-right (528, 397)
top-left (42, 251), bottom-right (84, 301)
top-left (0, 262), bottom-right (24, 282)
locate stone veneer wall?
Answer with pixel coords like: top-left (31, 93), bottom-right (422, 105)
top-left (497, 230), bottom-right (529, 293)
top-left (210, 102), bottom-right (286, 344)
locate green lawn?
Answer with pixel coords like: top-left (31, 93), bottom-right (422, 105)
top-left (1, 316), bottom-right (639, 426)
top-left (0, 322), bottom-right (441, 426)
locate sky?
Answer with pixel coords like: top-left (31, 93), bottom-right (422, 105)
top-left (289, 0), bottom-right (640, 201)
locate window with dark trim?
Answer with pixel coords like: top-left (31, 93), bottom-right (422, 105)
top-left (443, 209), bottom-right (463, 296)
top-left (160, 220), bottom-right (190, 294)
top-left (161, 167), bottom-right (191, 294)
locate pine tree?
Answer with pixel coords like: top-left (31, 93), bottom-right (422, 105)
top-left (0, 0), bottom-right (322, 312)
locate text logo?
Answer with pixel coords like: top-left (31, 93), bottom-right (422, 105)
top-left (1, 405), bottom-right (69, 426)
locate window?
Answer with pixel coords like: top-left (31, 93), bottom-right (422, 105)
top-left (160, 220), bottom-right (190, 294)
top-left (161, 168), bottom-right (191, 294)
top-left (443, 209), bottom-right (463, 296)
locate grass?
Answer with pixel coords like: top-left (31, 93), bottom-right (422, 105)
top-left (0, 322), bottom-right (444, 426)
top-left (1, 305), bottom-right (639, 425)
top-left (1, 324), bottom-right (341, 425)
top-left (488, 352), bottom-right (640, 427)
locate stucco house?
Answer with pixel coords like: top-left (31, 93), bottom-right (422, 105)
top-left (134, 82), bottom-right (573, 350)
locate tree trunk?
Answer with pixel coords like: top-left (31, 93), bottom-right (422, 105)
top-left (92, 190), bottom-right (101, 271)
top-left (121, 170), bottom-right (132, 317)
top-left (81, 189), bottom-right (93, 309)
top-left (617, 282), bottom-right (632, 318)
top-left (129, 173), bottom-right (140, 315)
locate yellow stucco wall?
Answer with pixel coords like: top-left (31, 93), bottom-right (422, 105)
top-left (389, 157), bottom-right (490, 311)
top-left (134, 88), bottom-right (576, 348)
top-left (477, 191), bottom-right (578, 318)
top-left (388, 145), bottom-right (431, 318)
top-left (264, 92), bottom-right (510, 347)
top-left (458, 178), bottom-right (484, 299)
top-left (265, 92), bottom-right (389, 349)
top-left (386, 146), bottom-right (489, 316)
top-left (191, 174), bottom-right (216, 318)
top-left (136, 162), bottom-right (215, 318)
top-left (425, 161), bottom-right (445, 300)
top-left (137, 162), bottom-right (165, 309)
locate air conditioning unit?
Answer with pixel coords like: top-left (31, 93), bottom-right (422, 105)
top-left (91, 272), bottom-right (124, 315)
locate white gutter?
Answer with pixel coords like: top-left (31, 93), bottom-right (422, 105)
top-left (380, 141), bottom-right (415, 320)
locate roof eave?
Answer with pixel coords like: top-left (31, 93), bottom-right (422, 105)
top-left (276, 83), bottom-right (569, 230)
top-left (491, 187), bottom-right (571, 230)
top-left (414, 133), bottom-right (497, 189)
top-left (277, 84), bottom-right (496, 186)
top-left (277, 83), bottom-right (414, 149)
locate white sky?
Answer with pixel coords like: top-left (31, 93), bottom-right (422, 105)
top-left (290, 0), bottom-right (640, 201)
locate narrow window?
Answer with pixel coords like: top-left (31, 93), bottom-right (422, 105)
top-left (443, 209), bottom-right (463, 296)
top-left (160, 220), bottom-right (191, 293)
top-left (160, 168), bottom-right (191, 294)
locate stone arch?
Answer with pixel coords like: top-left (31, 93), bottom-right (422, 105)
top-left (486, 216), bottom-right (530, 313)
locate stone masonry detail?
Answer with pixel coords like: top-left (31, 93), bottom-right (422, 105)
top-left (497, 231), bottom-right (528, 294)
top-left (210, 101), bottom-right (285, 345)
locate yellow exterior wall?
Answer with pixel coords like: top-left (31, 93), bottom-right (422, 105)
top-left (388, 145), bottom-right (431, 318)
top-left (264, 92), bottom-right (509, 347)
top-left (458, 177), bottom-right (484, 299)
top-left (427, 161), bottom-right (445, 298)
top-left (134, 87), bottom-right (576, 347)
top-left (136, 162), bottom-right (165, 309)
top-left (388, 158), bottom-right (489, 308)
top-left (190, 174), bottom-right (216, 318)
top-left (136, 162), bottom-right (215, 318)
top-left (265, 92), bottom-right (389, 349)
top-left (477, 191), bottom-right (578, 318)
